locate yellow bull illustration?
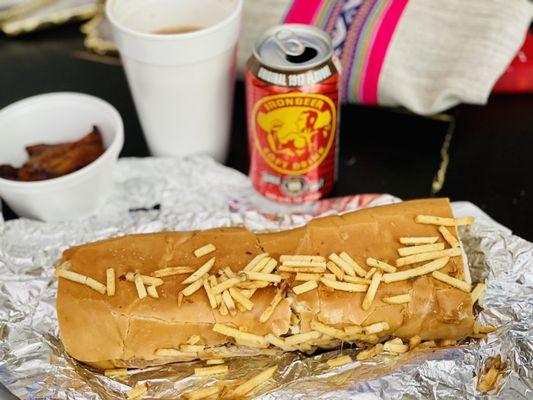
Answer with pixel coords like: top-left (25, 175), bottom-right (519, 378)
top-left (257, 106), bottom-right (332, 157)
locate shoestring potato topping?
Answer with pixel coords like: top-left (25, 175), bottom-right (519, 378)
top-left (193, 243), bottom-right (216, 258)
top-left (397, 242), bottom-right (444, 256)
top-left (365, 257), bottom-right (397, 273)
top-left (326, 355), bottom-right (352, 368)
top-left (399, 236), bottom-right (439, 245)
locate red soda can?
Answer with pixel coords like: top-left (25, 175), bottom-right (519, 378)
top-left (245, 24), bottom-right (340, 204)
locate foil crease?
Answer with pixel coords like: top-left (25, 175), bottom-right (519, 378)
top-left (0, 155), bottom-right (531, 399)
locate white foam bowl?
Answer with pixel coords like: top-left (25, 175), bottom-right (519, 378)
top-left (0, 92), bottom-right (124, 221)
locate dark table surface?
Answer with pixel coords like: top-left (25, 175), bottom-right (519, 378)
top-left (1, 23), bottom-right (532, 243)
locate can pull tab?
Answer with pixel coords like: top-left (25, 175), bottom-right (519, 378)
top-left (274, 29), bottom-right (305, 56)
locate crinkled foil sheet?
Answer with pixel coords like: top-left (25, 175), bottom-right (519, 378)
top-left (0, 156), bottom-right (531, 399)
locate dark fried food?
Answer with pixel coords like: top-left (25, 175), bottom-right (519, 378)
top-left (0, 127), bottom-right (105, 181)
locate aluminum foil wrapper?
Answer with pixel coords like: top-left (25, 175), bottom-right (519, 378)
top-left (0, 156), bottom-right (531, 399)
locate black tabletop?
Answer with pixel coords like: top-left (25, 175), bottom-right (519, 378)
top-left (1, 23), bottom-right (532, 241)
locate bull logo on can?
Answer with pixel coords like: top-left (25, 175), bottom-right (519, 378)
top-left (252, 93), bottom-right (336, 175)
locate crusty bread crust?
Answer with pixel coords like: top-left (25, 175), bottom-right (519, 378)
top-left (57, 198), bottom-right (473, 368)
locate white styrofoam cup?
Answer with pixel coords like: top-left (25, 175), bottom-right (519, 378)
top-left (106, 0), bottom-right (243, 162)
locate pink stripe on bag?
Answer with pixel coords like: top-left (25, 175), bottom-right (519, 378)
top-left (284, 0), bottom-right (326, 24)
top-left (361, 0), bottom-right (408, 103)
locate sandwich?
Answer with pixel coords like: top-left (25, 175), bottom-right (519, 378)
top-left (55, 198), bottom-right (478, 370)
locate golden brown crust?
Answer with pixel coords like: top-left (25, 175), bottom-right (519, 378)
top-left (57, 198), bottom-right (473, 368)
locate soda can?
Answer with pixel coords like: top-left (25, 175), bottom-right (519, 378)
top-left (245, 24), bottom-right (340, 204)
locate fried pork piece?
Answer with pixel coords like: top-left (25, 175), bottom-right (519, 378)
top-left (0, 127), bottom-right (105, 181)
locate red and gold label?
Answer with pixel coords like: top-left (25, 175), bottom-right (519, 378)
top-left (245, 60), bottom-right (340, 204)
top-left (252, 93), bottom-right (336, 175)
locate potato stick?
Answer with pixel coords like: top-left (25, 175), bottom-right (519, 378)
top-left (280, 255), bottom-right (325, 262)
top-left (339, 252), bottom-right (367, 277)
top-left (126, 383), bottom-right (147, 399)
top-left (295, 273), bottom-right (321, 281)
top-left (259, 258), bottom-right (278, 274)
top-left (55, 269), bottom-right (87, 284)
top-left (106, 268), bottom-right (115, 296)
top-left (222, 290), bottom-right (236, 310)
top-left (237, 281), bottom-right (270, 289)
top-left (240, 271), bottom-right (282, 283)
top-left (323, 273), bottom-right (336, 281)
top-left (104, 368), bottom-right (128, 377)
top-left (151, 266), bottom-right (194, 277)
top-left (327, 355), bottom-right (352, 367)
top-left (320, 278), bottom-right (367, 292)
top-left (194, 365), bottom-right (228, 377)
top-left (478, 366), bottom-right (499, 393)
top-left (194, 243), bottom-right (216, 258)
top-left (396, 247), bottom-right (461, 267)
top-left (362, 270), bottom-right (382, 311)
top-left (205, 358), bottom-right (225, 365)
top-left (382, 257), bottom-right (449, 283)
top-left (383, 342), bottom-right (408, 354)
top-left (474, 322), bottom-right (496, 334)
top-left (231, 366), bottom-right (277, 397)
top-left (310, 320), bottom-right (346, 340)
top-left (182, 278), bottom-right (204, 296)
top-left (181, 344), bottom-right (205, 352)
top-left (212, 324), bottom-right (268, 347)
top-left (366, 258), bottom-right (397, 273)
top-left (285, 331), bottom-right (322, 346)
top-left (397, 243), bottom-right (445, 256)
top-left (399, 236), bottom-right (439, 245)
top-left (363, 321), bottom-right (390, 334)
top-left (187, 335), bottom-right (201, 345)
top-left (364, 267), bottom-right (377, 279)
top-left (292, 280), bottom-right (318, 295)
top-left (383, 294), bottom-right (412, 304)
top-left (343, 276), bottom-right (372, 285)
top-left (282, 260), bottom-right (327, 268)
top-left (125, 272), bottom-right (164, 287)
top-left (203, 278), bottom-right (218, 309)
top-left (155, 348), bottom-right (196, 357)
top-left (146, 285), bottom-right (159, 299)
top-left (278, 266), bottom-right (326, 273)
top-left (265, 333), bottom-right (295, 351)
top-left (85, 277), bottom-right (107, 295)
top-left (438, 226), bottom-right (461, 248)
top-left (345, 333), bottom-right (379, 344)
top-left (471, 283), bottom-right (486, 305)
top-left (219, 301), bottom-right (229, 316)
top-left (185, 386), bottom-right (221, 400)
top-left (223, 267), bottom-right (237, 278)
top-left (415, 215), bottom-right (474, 226)
top-left (250, 257), bottom-right (271, 272)
top-left (177, 292), bottom-right (184, 307)
top-left (243, 253), bottom-right (269, 271)
top-left (259, 286), bottom-right (284, 323)
top-left (328, 253), bottom-right (356, 276)
top-left (418, 340), bottom-right (436, 349)
top-left (356, 343), bottom-right (383, 361)
top-left (229, 287), bottom-right (254, 311)
top-left (432, 271), bottom-right (471, 292)
top-left (134, 274), bottom-right (147, 299)
top-left (409, 335), bottom-right (422, 350)
top-left (211, 277), bottom-right (242, 294)
top-left (326, 260), bottom-right (345, 280)
top-left (181, 257), bottom-right (215, 284)
top-left (235, 337), bottom-right (267, 348)
top-left (344, 325), bottom-right (363, 335)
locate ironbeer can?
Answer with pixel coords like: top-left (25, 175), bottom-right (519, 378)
top-left (245, 24), bottom-right (340, 204)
